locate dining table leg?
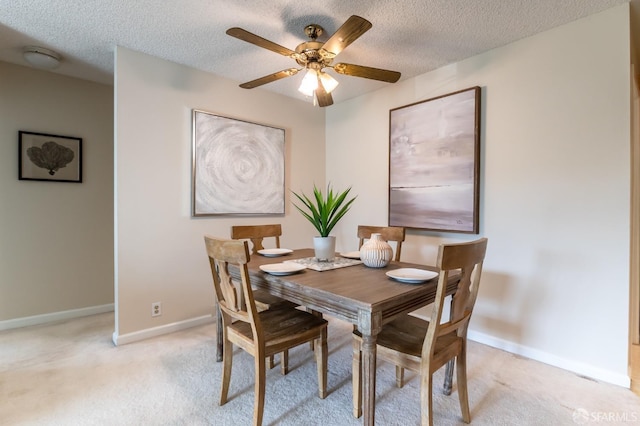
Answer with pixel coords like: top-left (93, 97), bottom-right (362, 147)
top-left (442, 296), bottom-right (457, 394)
top-left (215, 302), bottom-right (223, 362)
top-left (358, 309), bottom-right (382, 426)
top-left (361, 333), bottom-right (377, 425)
top-left (443, 360), bottom-right (454, 395)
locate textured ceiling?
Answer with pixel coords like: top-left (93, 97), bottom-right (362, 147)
top-left (0, 0), bottom-right (632, 105)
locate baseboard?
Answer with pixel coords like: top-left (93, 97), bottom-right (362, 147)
top-left (0, 304), bottom-right (114, 331)
top-left (112, 314), bottom-right (214, 346)
top-left (468, 329), bottom-right (631, 388)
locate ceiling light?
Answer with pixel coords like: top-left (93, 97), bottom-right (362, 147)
top-left (298, 69), bottom-right (318, 97)
top-left (298, 69), bottom-right (340, 102)
top-left (318, 71), bottom-right (339, 94)
top-left (23, 46), bottom-right (62, 70)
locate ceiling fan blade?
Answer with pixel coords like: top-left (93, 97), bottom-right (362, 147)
top-left (320, 15), bottom-right (372, 57)
top-left (239, 68), bottom-right (299, 89)
top-left (333, 63), bottom-right (401, 83)
top-left (315, 85), bottom-right (333, 107)
top-left (226, 27), bottom-right (296, 57)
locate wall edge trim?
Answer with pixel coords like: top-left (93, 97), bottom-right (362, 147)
top-left (0, 304), bottom-right (114, 331)
top-left (468, 329), bottom-right (630, 388)
top-left (112, 314), bottom-right (214, 346)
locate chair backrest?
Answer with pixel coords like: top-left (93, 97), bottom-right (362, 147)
top-left (422, 238), bottom-right (488, 359)
top-left (230, 224), bottom-right (282, 255)
top-left (357, 225), bottom-right (406, 261)
top-left (204, 236), bottom-right (262, 338)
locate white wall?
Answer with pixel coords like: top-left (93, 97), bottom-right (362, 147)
top-left (113, 47), bottom-right (325, 342)
top-left (0, 62), bottom-right (114, 324)
top-left (327, 5), bottom-right (631, 386)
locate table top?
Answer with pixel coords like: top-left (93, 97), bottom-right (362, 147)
top-left (242, 248), bottom-right (459, 327)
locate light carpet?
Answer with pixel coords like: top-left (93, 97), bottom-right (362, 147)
top-left (1, 312), bottom-right (639, 425)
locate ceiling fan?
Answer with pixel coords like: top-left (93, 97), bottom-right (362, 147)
top-left (226, 15), bottom-right (401, 107)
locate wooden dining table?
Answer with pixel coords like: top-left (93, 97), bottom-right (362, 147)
top-left (222, 248), bottom-right (460, 425)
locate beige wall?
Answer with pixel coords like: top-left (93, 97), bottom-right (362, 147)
top-left (327, 5), bottom-right (631, 386)
top-left (2, 4), bottom-right (630, 389)
top-left (113, 47), bottom-right (325, 342)
top-left (0, 62), bottom-right (114, 323)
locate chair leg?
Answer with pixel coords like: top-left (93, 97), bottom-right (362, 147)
top-left (456, 344), bottom-right (471, 423)
top-left (395, 366), bottom-right (405, 388)
top-left (267, 355), bottom-right (275, 369)
top-left (280, 350), bottom-right (289, 375)
top-left (253, 352), bottom-right (266, 426)
top-left (420, 368), bottom-right (434, 426)
top-left (220, 337), bottom-right (233, 405)
top-left (315, 328), bottom-right (328, 399)
top-left (352, 337), bottom-right (362, 418)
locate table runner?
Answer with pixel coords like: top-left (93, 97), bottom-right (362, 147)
top-left (284, 256), bottom-right (362, 271)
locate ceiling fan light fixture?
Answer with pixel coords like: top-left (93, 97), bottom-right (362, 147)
top-left (228, 16), bottom-right (399, 107)
top-left (318, 71), bottom-right (338, 94)
top-left (23, 46), bottom-right (62, 70)
top-left (298, 69), bottom-right (318, 96)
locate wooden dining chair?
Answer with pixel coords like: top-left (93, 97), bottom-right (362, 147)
top-left (204, 236), bottom-right (328, 426)
top-left (231, 224), bottom-right (282, 254)
top-left (357, 225), bottom-right (406, 261)
top-left (231, 224), bottom-right (324, 352)
top-left (352, 237), bottom-right (488, 426)
top-left (230, 224), bottom-right (300, 370)
top-left (230, 225), bottom-right (296, 310)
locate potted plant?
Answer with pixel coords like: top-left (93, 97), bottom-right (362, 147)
top-left (291, 183), bottom-right (357, 261)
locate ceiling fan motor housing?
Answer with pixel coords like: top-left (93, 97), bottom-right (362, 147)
top-left (295, 41), bottom-right (328, 68)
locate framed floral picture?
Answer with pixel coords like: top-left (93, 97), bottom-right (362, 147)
top-left (192, 110), bottom-right (285, 216)
top-left (19, 131), bottom-right (82, 183)
top-left (389, 87), bottom-right (481, 233)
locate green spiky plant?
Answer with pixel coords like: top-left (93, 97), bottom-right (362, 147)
top-left (291, 184), bottom-right (357, 237)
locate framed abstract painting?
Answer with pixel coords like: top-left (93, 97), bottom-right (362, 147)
top-left (388, 87), bottom-right (481, 233)
top-left (192, 110), bottom-right (285, 216)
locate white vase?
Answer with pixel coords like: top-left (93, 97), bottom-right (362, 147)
top-left (313, 236), bottom-right (336, 262)
top-left (360, 233), bottom-right (393, 268)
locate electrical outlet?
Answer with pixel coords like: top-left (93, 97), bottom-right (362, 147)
top-left (151, 302), bottom-right (162, 317)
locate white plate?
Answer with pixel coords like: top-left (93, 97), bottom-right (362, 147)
top-left (386, 268), bottom-right (439, 284)
top-left (340, 251), bottom-right (361, 259)
top-left (257, 248), bottom-right (293, 257)
top-left (259, 263), bottom-right (306, 276)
